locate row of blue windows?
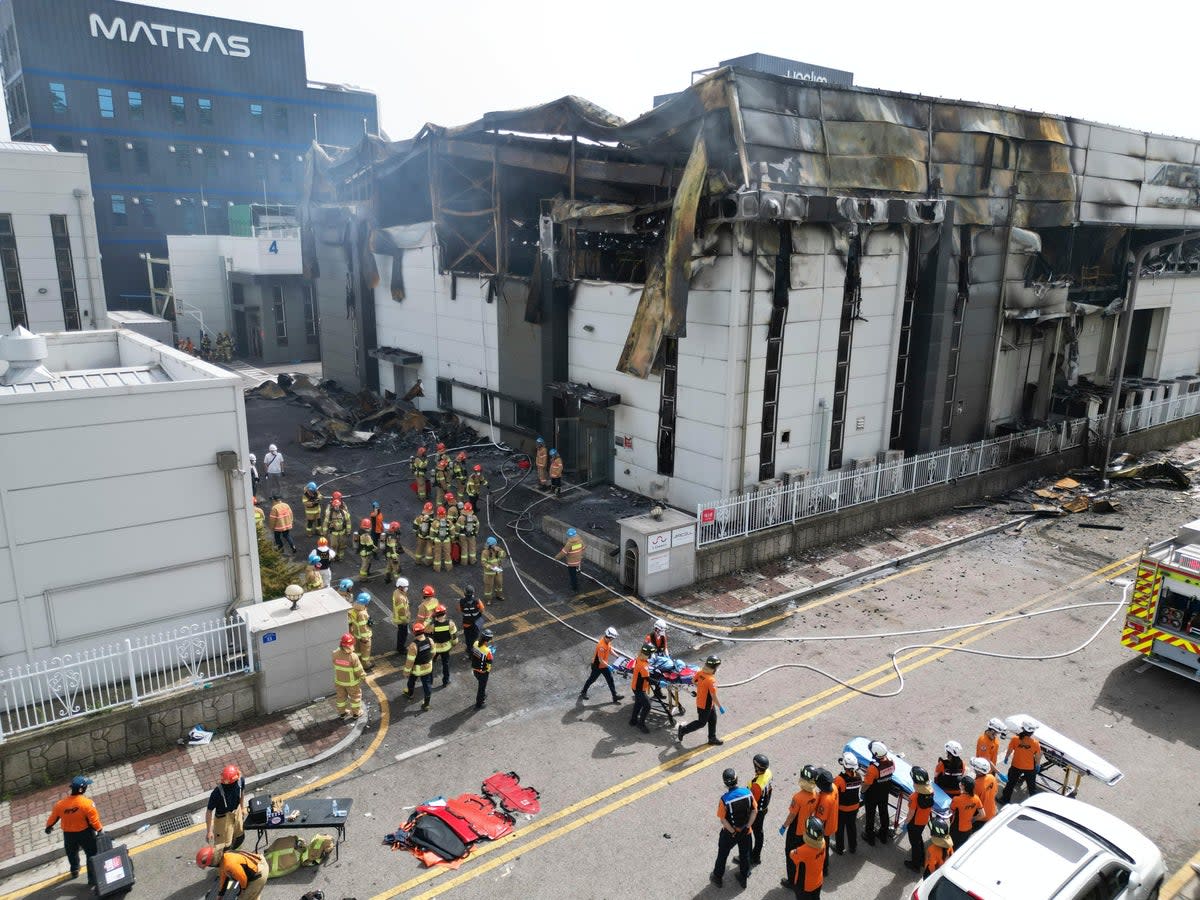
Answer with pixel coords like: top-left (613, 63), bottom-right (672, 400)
top-left (49, 82), bottom-right (288, 132)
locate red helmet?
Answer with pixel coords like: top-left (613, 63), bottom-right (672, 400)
top-left (360, 518), bottom-right (372, 529)
top-left (317, 537), bottom-right (329, 548)
top-left (252, 496), bottom-right (258, 505)
top-left (220, 764), bottom-right (241, 784)
top-left (389, 521), bottom-right (400, 531)
top-left (340, 633), bottom-right (355, 647)
top-left (473, 464), bottom-right (482, 472)
top-left (457, 451), bottom-right (467, 461)
top-left (332, 491), bottom-right (342, 500)
top-left (436, 443), bottom-right (445, 452)
top-left (436, 506), bottom-right (446, 517)
top-left (412, 622), bottom-right (425, 634)
top-left (423, 502), bottom-right (433, 513)
top-left (463, 502), bottom-right (474, 513)
top-left (437, 458), bottom-right (448, 468)
top-left (434, 604), bottom-right (447, 615)
top-left (196, 846), bottom-right (216, 868)
top-left (422, 585), bottom-right (435, 597)
top-left (444, 492), bottom-right (455, 502)
top-left (416, 446), bottom-right (427, 456)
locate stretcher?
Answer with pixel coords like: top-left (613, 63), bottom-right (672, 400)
top-left (613, 653), bottom-right (697, 725)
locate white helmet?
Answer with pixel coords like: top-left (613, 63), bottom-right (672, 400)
top-left (869, 740), bottom-right (888, 759)
top-left (1021, 718), bottom-right (1038, 734)
top-left (987, 717), bottom-right (1006, 735)
top-left (249, 453), bottom-right (256, 462)
top-left (604, 626), bottom-right (618, 639)
top-left (944, 740), bottom-right (962, 758)
top-left (841, 752), bottom-right (859, 770)
top-left (970, 757), bottom-right (990, 775)
top-left (268, 443), bottom-right (277, 452)
top-left (396, 577), bottom-right (409, 588)
top-left (653, 618), bottom-right (667, 633)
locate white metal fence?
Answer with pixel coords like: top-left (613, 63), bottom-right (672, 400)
top-left (696, 391), bottom-right (1200, 548)
top-left (0, 616), bottom-right (252, 742)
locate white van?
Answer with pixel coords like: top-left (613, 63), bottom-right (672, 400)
top-left (910, 792), bottom-right (1165, 900)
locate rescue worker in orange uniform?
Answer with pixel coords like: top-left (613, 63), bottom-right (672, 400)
top-left (949, 774), bottom-right (981, 848)
top-left (534, 436), bottom-right (549, 488)
top-left (411, 445), bottom-right (430, 499)
top-left (902, 765), bottom-right (935, 872)
top-left (934, 739), bottom-right (966, 797)
top-left (548, 448), bottom-right (564, 496)
top-left (861, 740), bottom-right (895, 845)
top-left (579, 626), bottom-right (624, 703)
top-left (711, 767), bottom-right (757, 889)
top-left (678, 655), bottom-right (723, 745)
top-left (367, 501), bottom-right (385, 553)
top-left (629, 642), bottom-right (653, 733)
top-left (555, 527), bottom-right (585, 592)
top-left (780, 764), bottom-right (819, 887)
top-left (331, 632), bottom-right (365, 719)
top-left (814, 768), bottom-right (838, 875)
top-left (45, 776), bottom-right (103, 883)
top-left (746, 753), bottom-right (773, 867)
top-left (999, 718), bottom-right (1042, 805)
top-left (924, 817), bottom-right (953, 877)
top-left (976, 717), bottom-right (1006, 772)
top-left (787, 816), bottom-right (826, 899)
top-left (833, 752), bottom-right (862, 856)
top-left (970, 756), bottom-right (998, 828)
top-left (195, 845), bottom-right (269, 900)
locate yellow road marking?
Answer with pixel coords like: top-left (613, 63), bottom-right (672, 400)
top-left (503, 596), bottom-right (626, 638)
top-left (1162, 845), bottom-right (1200, 899)
top-left (370, 553), bottom-right (1138, 898)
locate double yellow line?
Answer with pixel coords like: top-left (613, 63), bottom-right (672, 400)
top-left (370, 553), bottom-right (1137, 899)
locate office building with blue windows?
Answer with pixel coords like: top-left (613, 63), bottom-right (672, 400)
top-left (0, 0), bottom-right (377, 309)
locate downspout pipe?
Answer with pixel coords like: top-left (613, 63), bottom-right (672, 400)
top-left (1101, 231), bottom-right (1200, 485)
top-left (216, 450), bottom-right (245, 613)
top-left (72, 188), bottom-right (101, 328)
top-left (737, 225), bottom-right (760, 491)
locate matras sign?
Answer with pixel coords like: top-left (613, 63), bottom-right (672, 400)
top-left (89, 13), bottom-right (251, 57)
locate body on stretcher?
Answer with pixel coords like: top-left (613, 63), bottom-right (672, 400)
top-left (613, 654), bottom-right (696, 725)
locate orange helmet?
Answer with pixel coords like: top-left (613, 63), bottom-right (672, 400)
top-left (416, 446), bottom-right (427, 456)
top-left (340, 633), bottom-right (355, 647)
top-left (317, 537), bottom-right (329, 548)
top-left (444, 492), bottom-right (455, 503)
top-left (389, 521), bottom-right (400, 531)
top-left (413, 622), bottom-right (425, 634)
top-left (196, 846), bottom-right (216, 868)
top-left (423, 502), bottom-right (433, 513)
top-left (360, 518), bottom-right (372, 529)
top-left (332, 491), bottom-right (342, 500)
top-left (473, 464), bottom-right (482, 472)
top-left (436, 442), bottom-right (445, 452)
top-left (436, 506), bottom-right (446, 517)
top-left (422, 585), bottom-right (435, 597)
top-left (457, 451), bottom-right (467, 461)
top-left (434, 604), bottom-right (447, 615)
top-left (252, 496), bottom-right (258, 505)
top-left (220, 764), bottom-right (241, 784)
top-left (463, 502), bottom-right (474, 513)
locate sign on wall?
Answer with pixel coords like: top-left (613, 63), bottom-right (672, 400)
top-left (89, 13), bottom-right (251, 57)
top-left (647, 531), bottom-right (671, 554)
top-left (672, 525), bottom-right (695, 547)
top-left (647, 553), bottom-right (670, 574)
top-left (261, 632), bottom-right (277, 644)
top-left (701, 508), bottom-right (716, 524)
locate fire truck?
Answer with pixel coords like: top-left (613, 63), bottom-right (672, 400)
top-left (1121, 518), bottom-right (1200, 681)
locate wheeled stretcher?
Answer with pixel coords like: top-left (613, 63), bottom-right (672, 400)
top-left (614, 654), bottom-right (697, 725)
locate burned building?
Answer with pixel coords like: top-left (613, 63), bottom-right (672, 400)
top-left (301, 68), bottom-right (1200, 512)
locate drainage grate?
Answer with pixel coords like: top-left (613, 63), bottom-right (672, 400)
top-left (156, 812), bottom-right (195, 837)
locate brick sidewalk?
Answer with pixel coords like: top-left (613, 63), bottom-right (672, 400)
top-left (654, 507), bottom-right (1008, 617)
top-left (0, 700), bottom-right (348, 864)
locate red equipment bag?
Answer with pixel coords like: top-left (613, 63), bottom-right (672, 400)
top-left (414, 804), bottom-right (478, 845)
top-left (410, 481), bottom-right (419, 494)
top-left (450, 542), bottom-right (462, 564)
top-left (445, 793), bottom-right (514, 840)
top-left (482, 771), bottom-right (541, 815)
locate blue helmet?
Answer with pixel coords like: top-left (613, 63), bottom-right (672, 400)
top-left (306, 481), bottom-right (317, 491)
top-left (536, 436), bottom-right (545, 444)
top-left (339, 578), bottom-right (354, 591)
top-left (356, 592), bottom-right (371, 605)
top-left (372, 500), bottom-right (380, 509)
top-left (549, 448), bottom-right (558, 457)
top-left (308, 551), bottom-right (320, 564)
top-left (566, 527), bottom-right (577, 537)
top-left (486, 536), bottom-right (497, 546)
top-left (70, 775), bottom-right (93, 791)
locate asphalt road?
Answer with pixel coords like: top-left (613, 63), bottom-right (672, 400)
top-left (6, 398), bottom-right (1200, 900)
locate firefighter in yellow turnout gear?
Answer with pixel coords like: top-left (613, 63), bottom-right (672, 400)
top-left (481, 536), bottom-right (506, 600)
top-left (411, 446), bottom-right (430, 500)
top-left (459, 502), bottom-right (481, 564)
top-left (417, 585), bottom-right (440, 628)
top-left (349, 592), bottom-right (374, 670)
top-left (392, 577), bottom-right (411, 654)
top-left (403, 622), bottom-right (435, 711)
top-left (354, 518), bottom-right (376, 578)
top-left (430, 506), bottom-right (453, 573)
top-left (429, 605), bottom-right (459, 687)
top-left (413, 502), bottom-right (433, 567)
top-left (332, 633), bottom-right (365, 718)
top-left (382, 521), bottom-right (404, 582)
top-left (323, 492), bottom-right (352, 555)
top-left (301, 482), bottom-right (323, 538)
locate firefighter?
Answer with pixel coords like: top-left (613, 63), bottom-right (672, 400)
top-left (645, 618), bottom-right (669, 655)
top-left (205, 765), bottom-right (246, 851)
top-left (934, 740), bottom-right (966, 796)
top-left (481, 536), bottom-right (506, 601)
top-left (429, 604), bottom-right (459, 686)
top-left (435, 441), bottom-right (449, 469)
top-left (861, 740), bottom-right (895, 845)
top-left (678, 655), bottom-right (723, 746)
top-left (248, 452), bottom-right (259, 497)
top-left (459, 586), bottom-right (486, 655)
top-left (949, 774), bottom-right (981, 848)
top-left (301, 482), bottom-right (322, 538)
top-left (417, 584), bottom-right (440, 628)
top-left (579, 626), bottom-right (624, 703)
top-left (368, 501), bottom-right (385, 554)
top-left (430, 506), bottom-right (452, 573)
top-left (354, 518), bottom-right (376, 578)
top-left (902, 766), bottom-right (935, 872)
top-left (200, 332), bottom-right (213, 359)
top-left (252, 496), bottom-right (264, 533)
top-left (332, 632), bottom-right (365, 719)
top-left (44, 776), bottom-right (103, 883)
top-left (976, 717), bottom-right (1006, 773)
top-left (548, 447), bottom-right (563, 496)
top-left (303, 556), bottom-right (323, 591)
top-left (392, 577), bottom-right (411, 654)
top-left (471, 628), bottom-right (494, 710)
top-left (350, 592), bottom-right (374, 670)
top-left (452, 450), bottom-right (468, 496)
top-left (383, 521), bottom-right (404, 582)
top-left (312, 537), bottom-right (335, 589)
top-left (195, 845), bottom-right (269, 900)
top-left (411, 446), bottom-right (430, 500)
top-left (443, 491), bottom-right (461, 529)
top-left (268, 495), bottom-right (296, 554)
top-left (629, 642), bottom-right (653, 733)
top-left (535, 436), bottom-right (549, 489)
top-left (787, 816), bottom-right (826, 900)
top-left (459, 502), bottom-right (480, 564)
top-left (337, 577), bottom-right (355, 604)
top-left (924, 817), bottom-right (954, 877)
top-left (813, 768), bottom-right (838, 875)
top-left (465, 464), bottom-right (488, 508)
top-left (999, 718), bottom-right (1042, 805)
top-left (413, 502), bottom-right (433, 567)
top-left (746, 753), bottom-right (773, 868)
top-left (323, 491), bottom-right (352, 556)
top-left (433, 457), bottom-right (452, 506)
top-left (555, 527), bottom-right (585, 592)
top-left (711, 767), bottom-right (756, 889)
top-left (833, 752), bottom-right (862, 856)
top-left (403, 621), bottom-right (434, 711)
top-left (970, 756), bottom-right (998, 828)
top-left (779, 764), bottom-right (820, 886)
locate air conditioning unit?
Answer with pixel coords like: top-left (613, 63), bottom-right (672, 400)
top-left (876, 450), bottom-right (904, 495)
top-left (875, 450), bottom-right (904, 465)
top-left (852, 458), bottom-right (876, 471)
top-left (836, 196), bottom-right (888, 225)
top-left (781, 468), bottom-right (810, 487)
top-left (754, 478), bottom-right (784, 493)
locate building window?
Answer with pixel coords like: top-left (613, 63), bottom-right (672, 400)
top-left (0, 214), bottom-right (28, 329)
top-left (656, 337), bottom-right (678, 476)
top-left (203, 147), bottom-right (218, 179)
top-left (272, 106), bottom-right (288, 134)
top-left (97, 87), bottom-right (114, 118)
top-left (110, 194), bottom-right (127, 227)
top-left (102, 138), bottom-right (121, 173)
top-left (170, 94), bottom-right (185, 124)
top-left (132, 140), bottom-right (149, 174)
top-left (180, 199), bottom-right (198, 234)
top-left (53, 135), bottom-right (73, 153)
top-left (141, 196), bottom-right (157, 227)
top-left (127, 90), bottom-right (143, 119)
top-left (271, 285), bottom-right (288, 346)
top-left (176, 143), bottom-right (192, 176)
top-left (49, 215), bottom-right (81, 331)
top-left (50, 81), bottom-right (68, 113)
top-left (513, 400), bottom-right (541, 431)
top-left (204, 202), bottom-right (228, 236)
top-left (278, 157), bottom-right (293, 184)
top-left (252, 151), bottom-right (267, 181)
top-left (303, 284), bottom-right (318, 343)
top-left (436, 378), bottom-right (452, 410)
top-left (6, 77), bottom-right (27, 128)
top-left (249, 102), bottom-right (263, 130)
top-left (197, 97), bottom-right (213, 125)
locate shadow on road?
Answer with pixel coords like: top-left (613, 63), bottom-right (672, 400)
top-left (1093, 656), bottom-right (1200, 752)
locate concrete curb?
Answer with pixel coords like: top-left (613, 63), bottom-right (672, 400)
top-left (0, 708), bottom-right (369, 883)
top-left (642, 515), bottom-right (1032, 622)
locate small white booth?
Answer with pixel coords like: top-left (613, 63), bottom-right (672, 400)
top-left (617, 508), bottom-right (697, 596)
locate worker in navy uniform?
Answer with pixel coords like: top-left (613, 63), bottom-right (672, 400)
top-left (861, 740), bottom-right (895, 845)
top-left (470, 629), bottom-right (495, 710)
top-left (205, 764), bottom-right (247, 850)
top-left (711, 767), bottom-right (757, 888)
top-left (459, 587), bottom-right (486, 660)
